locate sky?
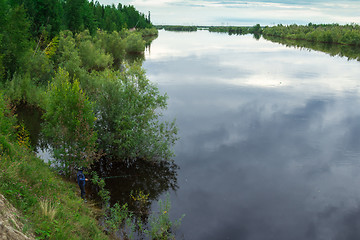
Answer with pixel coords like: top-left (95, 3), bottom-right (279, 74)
top-left (97, 0), bottom-right (360, 26)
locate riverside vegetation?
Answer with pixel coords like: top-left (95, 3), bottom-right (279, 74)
top-left (161, 23), bottom-right (360, 48)
top-left (164, 23), bottom-right (360, 60)
top-left (261, 23), bottom-right (360, 61)
top-left (0, 0), bottom-right (182, 239)
top-left (208, 23), bottom-right (360, 60)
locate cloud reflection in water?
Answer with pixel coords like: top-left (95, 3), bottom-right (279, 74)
top-left (143, 30), bottom-right (360, 239)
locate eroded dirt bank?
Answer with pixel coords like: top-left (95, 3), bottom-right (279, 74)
top-left (0, 194), bottom-right (34, 240)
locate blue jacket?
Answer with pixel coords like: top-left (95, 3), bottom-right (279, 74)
top-left (77, 170), bottom-right (86, 186)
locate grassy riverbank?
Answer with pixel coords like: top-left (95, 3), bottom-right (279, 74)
top-left (0, 150), bottom-right (109, 239)
top-left (0, 144), bottom-right (109, 240)
top-left (0, 97), bottom-right (108, 239)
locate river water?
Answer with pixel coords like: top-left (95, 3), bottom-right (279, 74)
top-left (142, 30), bottom-right (360, 239)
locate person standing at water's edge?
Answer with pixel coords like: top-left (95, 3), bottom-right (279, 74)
top-left (76, 168), bottom-right (88, 201)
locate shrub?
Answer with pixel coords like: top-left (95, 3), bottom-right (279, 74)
top-left (146, 194), bottom-right (185, 240)
top-left (140, 28), bottom-right (158, 37)
top-left (125, 32), bottom-right (145, 53)
top-left (24, 52), bottom-right (54, 85)
top-left (5, 74), bottom-right (45, 106)
top-left (78, 40), bottom-right (113, 72)
top-left (98, 31), bottom-right (126, 67)
top-left (55, 31), bottom-right (83, 78)
top-left (42, 68), bottom-right (97, 176)
top-left (89, 64), bottom-right (178, 162)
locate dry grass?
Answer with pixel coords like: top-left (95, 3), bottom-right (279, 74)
top-left (39, 199), bottom-right (57, 221)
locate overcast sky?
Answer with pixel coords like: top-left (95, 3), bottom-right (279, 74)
top-left (97, 0), bottom-right (360, 26)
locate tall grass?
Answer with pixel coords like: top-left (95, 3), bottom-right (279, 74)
top-left (39, 199), bottom-right (58, 221)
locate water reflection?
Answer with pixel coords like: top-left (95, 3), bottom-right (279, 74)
top-left (125, 52), bottom-right (145, 64)
top-left (15, 104), bottom-right (43, 150)
top-left (90, 158), bottom-right (178, 217)
top-left (167, 87), bottom-right (360, 240)
top-left (143, 30), bottom-right (360, 239)
top-left (263, 35), bottom-right (360, 61)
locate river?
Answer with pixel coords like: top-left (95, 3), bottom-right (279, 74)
top-left (142, 30), bottom-right (360, 239)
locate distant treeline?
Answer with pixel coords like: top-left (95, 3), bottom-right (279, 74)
top-left (209, 24), bottom-right (262, 35)
top-left (262, 23), bottom-right (360, 47)
top-left (156, 25), bottom-right (198, 32)
top-left (1, 0), bottom-right (153, 39)
top-left (156, 24), bottom-right (264, 34)
top-left (159, 23), bottom-right (360, 48)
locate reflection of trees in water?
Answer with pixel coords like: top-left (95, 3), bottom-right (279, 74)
top-left (125, 52), bottom-right (145, 65)
top-left (264, 36), bottom-right (360, 61)
top-left (91, 158), bottom-right (179, 219)
top-left (15, 104), bottom-right (43, 150)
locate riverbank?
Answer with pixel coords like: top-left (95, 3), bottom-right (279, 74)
top-left (0, 131), bottom-right (108, 239)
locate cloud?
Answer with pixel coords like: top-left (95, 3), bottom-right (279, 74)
top-left (97, 0), bottom-right (360, 25)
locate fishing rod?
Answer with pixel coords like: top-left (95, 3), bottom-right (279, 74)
top-left (100, 175), bottom-right (140, 179)
top-left (75, 168), bottom-right (140, 180)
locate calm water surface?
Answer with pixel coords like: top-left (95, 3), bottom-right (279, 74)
top-left (142, 30), bottom-right (360, 240)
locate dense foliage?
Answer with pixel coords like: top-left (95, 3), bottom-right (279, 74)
top-left (5, 0), bottom-right (152, 37)
top-left (262, 23), bottom-right (360, 46)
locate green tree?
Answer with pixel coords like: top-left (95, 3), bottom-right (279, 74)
top-left (0, 0), bottom-right (8, 32)
top-left (125, 32), bottom-right (145, 53)
top-left (65, 0), bottom-right (86, 33)
top-left (42, 68), bottom-right (97, 176)
top-left (95, 30), bottom-right (126, 67)
top-left (89, 64), bottom-right (178, 162)
top-left (2, 4), bottom-right (32, 80)
top-left (82, 1), bottom-right (96, 35)
top-left (22, 0), bottom-right (63, 38)
top-left (55, 30), bottom-right (83, 78)
top-left (0, 37), bottom-right (3, 81)
top-left (78, 39), bottom-right (113, 72)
